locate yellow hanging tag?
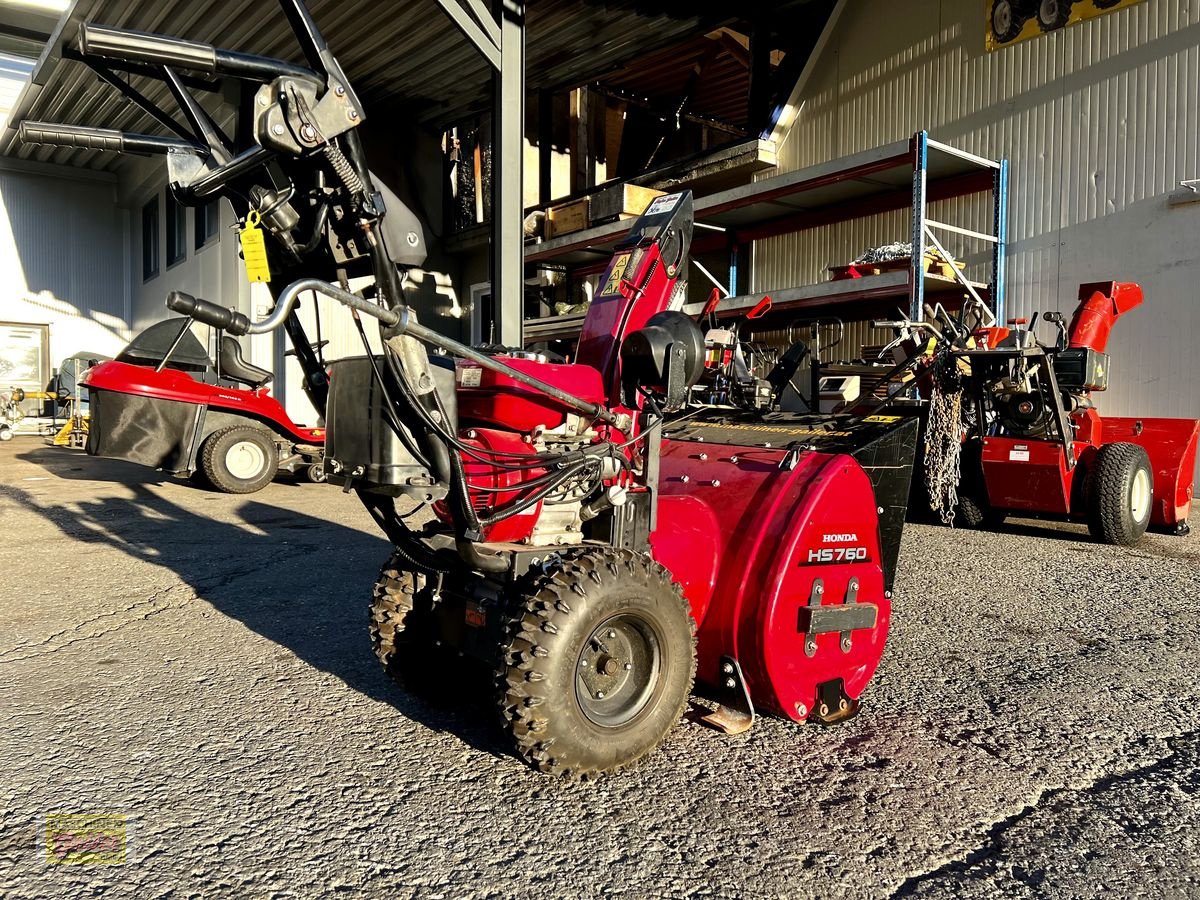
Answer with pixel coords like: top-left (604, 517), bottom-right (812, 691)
top-left (239, 210), bottom-right (272, 283)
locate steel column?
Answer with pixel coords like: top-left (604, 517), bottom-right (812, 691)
top-left (993, 159), bottom-right (1009, 323)
top-left (492, 0), bottom-right (525, 348)
top-left (909, 131), bottom-right (929, 321)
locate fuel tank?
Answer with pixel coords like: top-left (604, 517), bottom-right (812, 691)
top-left (650, 412), bottom-right (919, 722)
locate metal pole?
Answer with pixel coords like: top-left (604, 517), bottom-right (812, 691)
top-left (910, 131), bottom-right (929, 322)
top-left (492, 0), bottom-right (525, 349)
top-left (993, 158), bottom-right (1009, 323)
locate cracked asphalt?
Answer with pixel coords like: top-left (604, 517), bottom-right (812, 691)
top-left (1, 438), bottom-right (1198, 899)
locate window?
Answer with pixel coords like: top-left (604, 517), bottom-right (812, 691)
top-left (141, 197), bottom-right (159, 281)
top-left (195, 199), bottom-right (220, 250)
top-left (166, 191), bottom-right (187, 267)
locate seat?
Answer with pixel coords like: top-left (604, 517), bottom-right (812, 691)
top-left (219, 336), bottom-right (273, 389)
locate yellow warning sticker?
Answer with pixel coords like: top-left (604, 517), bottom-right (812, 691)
top-left (600, 252), bottom-right (632, 297)
top-left (239, 210), bottom-right (272, 283)
top-left (864, 415), bottom-right (903, 424)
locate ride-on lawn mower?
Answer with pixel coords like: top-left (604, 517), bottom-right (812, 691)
top-left (83, 313), bottom-right (326, 493)
top-left (20, 0), bottom-right (918, 775)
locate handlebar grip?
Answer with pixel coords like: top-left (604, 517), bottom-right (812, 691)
top-left (79, 22), bottom-right (318, 82)
top-left (166, 292), bottom-right (251, 336)
top-left (81, 23), bottom-right (217, 72)
top-left (19, 120), bottom-right (202, 156)
top-left (20, 122), bottom-right (124, 152)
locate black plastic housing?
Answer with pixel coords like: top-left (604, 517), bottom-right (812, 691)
top-left (324, 356), bottom-right (455, 498)
top-left (1053, 348), bottom-right (1110, 392)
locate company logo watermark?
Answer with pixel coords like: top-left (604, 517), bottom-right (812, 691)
top-left (45, 814), bottom-right (127, 865)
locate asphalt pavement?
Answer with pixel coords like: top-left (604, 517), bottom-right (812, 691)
top-left (1, 438), bottom-right (1198, 899)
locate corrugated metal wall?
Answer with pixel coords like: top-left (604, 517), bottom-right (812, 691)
top-left (0, 54), bottom-right (128, 372)
top-left (755, 0), bottom-right (1200, 423)
top-left (0, 165), bottom-right (128, 366)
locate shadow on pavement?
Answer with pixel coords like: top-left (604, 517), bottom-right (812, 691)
top-left (4, 449), bottom-right (510, 762)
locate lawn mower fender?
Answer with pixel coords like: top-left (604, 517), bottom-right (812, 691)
top-left (652, 444), bottom-right (890, 723)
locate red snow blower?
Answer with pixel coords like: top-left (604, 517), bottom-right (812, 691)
top-left (20, 0), bottom-right (918, 775)
top-left (935, 283), bottom-right (1198, 543)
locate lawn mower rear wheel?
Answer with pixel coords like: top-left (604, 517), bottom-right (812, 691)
top-left (200, 425), bottom-right (278, 494)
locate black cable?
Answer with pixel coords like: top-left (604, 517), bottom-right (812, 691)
top-left (351, 311), bottom-right (432, 470)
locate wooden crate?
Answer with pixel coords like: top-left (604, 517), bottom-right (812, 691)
top-left (546, 198), bottom-right (590, 239)
top-left (589, 183), bottom-right (665, 224)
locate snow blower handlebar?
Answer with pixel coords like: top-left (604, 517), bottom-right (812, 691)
top-left (165, 283), bottom-right (623, 428)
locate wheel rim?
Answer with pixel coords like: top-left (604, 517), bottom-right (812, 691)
top-left (576, 614), bottom-right (663, 728)
top-left (1130, 468), bottom-right (1151, 524)
top-left (225, 440), bottom-right (267, 480)
top-left (994, 2), bottom-right (1012, 34)
top-left (1039, 0), bottom-right (1061, 24)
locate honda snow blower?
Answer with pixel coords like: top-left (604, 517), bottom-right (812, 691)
top-left (20, 0), bottom-right (918, 775)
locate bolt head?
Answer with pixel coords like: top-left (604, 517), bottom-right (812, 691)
top-left (624, 662), bottom-right (633, 671)
top-left (699, 452), bottom-right (708, 461)
top-left (595, 691), bottom-right (605, 700)
top-left (721, 662), bottom-right (734, 675)
top-left (796, 703), bottom-right (808, 717)
top-left (819, 703), bottom-right (830, 717)
top-left (725, 677), bottom-right (736, 689)
top-left (607, 630), bottom-right (617, 639)
top-left (349, 110), bottom-right (359, 120)
top-left (730, 456), bottom-right (739, 464)
top-left (335, 84), bottom-right (346, 96)
top-left (679, 475), bottom-right (690, 484)
top-left (272, 123), bottom-right (285, 136)
top-left (710, 480), bottom-right (721, 488)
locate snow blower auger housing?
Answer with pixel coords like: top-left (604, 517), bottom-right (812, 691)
top-left (19, 0), bottom-right (918, 776)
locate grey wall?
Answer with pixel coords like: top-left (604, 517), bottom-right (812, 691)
top-left (0, 159), bottom-right (128, 370)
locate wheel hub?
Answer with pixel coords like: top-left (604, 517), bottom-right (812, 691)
top-left (226, 440), bottom-right (267, 480)
top-left (576, 615), bottom-right (661, 727)
top-left (1131, 468), bottom-right (1151, 523)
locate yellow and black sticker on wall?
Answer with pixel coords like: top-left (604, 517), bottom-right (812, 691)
top-left (987, 0), bottom-right (1145, 52)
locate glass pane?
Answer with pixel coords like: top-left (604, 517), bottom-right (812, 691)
top-left (142, 197), bottom-right (159, 281)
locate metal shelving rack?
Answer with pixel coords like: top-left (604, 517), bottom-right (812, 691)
top-left (523, 131), bottom-right (1009, 345)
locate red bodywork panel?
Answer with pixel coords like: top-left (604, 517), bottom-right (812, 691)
top-left (438, 428), bottom-right (548, 543)
top-left (83, 360), bottom-right (325, 444)
top-left (577, 241), bottom-right (679, 400)
top-left (652, 441), bottom-right (889, 722)
top-left (982, 416), bottom-right (1198, 527)
top-left (981, 437), bottom-right (1078, 515)
top-left (456, 358), bottom-right (606, 433)
top-left (1099, 417), bottom-right (1199, 527)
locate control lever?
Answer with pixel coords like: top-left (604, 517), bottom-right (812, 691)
top-left (1043, 311), bottom-right (1068, 350)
